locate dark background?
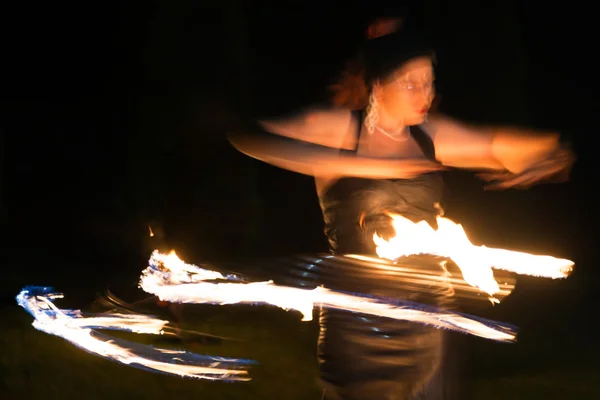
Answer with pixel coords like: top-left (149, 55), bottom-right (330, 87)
top-left (1, 0), bottom-right (599, 396)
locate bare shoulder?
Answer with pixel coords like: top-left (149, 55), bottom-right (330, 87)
top-left (258, 107), bottom-right (356, 150)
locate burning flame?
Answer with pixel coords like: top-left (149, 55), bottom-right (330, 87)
top-left (17, 214), bottom-right (574, 381)
top-left (374, 214), bottom-right (574, 299)
top-left (16, 287), bottom-right (252, 380)
top-left (139, 251), bottom-right (517, 342)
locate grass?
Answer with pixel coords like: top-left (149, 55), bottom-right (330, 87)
top-left (474, 370), bottom-right (600, 400)
top-left (1, 303), bottom-right (322, 400)
top-left (4, 299), bottom-right (600, 400)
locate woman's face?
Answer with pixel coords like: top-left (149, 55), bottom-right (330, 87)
top-left (375, 56), bottom-right (435, 126)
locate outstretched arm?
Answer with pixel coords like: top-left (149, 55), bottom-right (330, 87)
top-left (228, 108), bottom-right (443, 179)
top-left (228, 130), bottom-right (443, 179)
top-left (425, 114), bottom-right (574, 188)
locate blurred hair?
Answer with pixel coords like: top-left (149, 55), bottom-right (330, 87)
top-left (329, 52), bottom-right (370, 110)
top-left (328, 15), bottom-right (414, 111)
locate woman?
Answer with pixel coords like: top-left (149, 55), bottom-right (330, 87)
top-left (228, 19), bottom-right (573, 400)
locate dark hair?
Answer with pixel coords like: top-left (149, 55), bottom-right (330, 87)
top-left (330, 27), bottom-right (434, 110)
top-left (329, 52), bottom-right (370, 110)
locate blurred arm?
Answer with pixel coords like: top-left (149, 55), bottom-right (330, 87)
top-left (257, 108), bottom-right (357, 151)
top-left (425, 114), bottom-right (561, 174)
top-left (228, 109), bottom-right (443, 179)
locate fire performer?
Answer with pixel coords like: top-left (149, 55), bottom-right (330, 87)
top-left (228, 17), bottom-right (574, 400)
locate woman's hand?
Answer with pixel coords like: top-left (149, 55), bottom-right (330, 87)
top-left (477, 144), bottom-right (575, 190)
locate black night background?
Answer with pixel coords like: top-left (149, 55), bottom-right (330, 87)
top-left (2, 1), bottom-right (598, 399)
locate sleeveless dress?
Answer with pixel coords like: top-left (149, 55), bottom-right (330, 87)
top-left (316, 112), bottom-right (461, 400)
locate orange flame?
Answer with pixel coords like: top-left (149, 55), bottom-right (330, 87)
top-left (139, 251), bottom-right (517, 341)
top-left (374, 213), bottom-right (574, 300)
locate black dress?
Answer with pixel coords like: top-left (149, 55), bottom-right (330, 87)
top-left (316, 113), bottom-right (464, 400)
